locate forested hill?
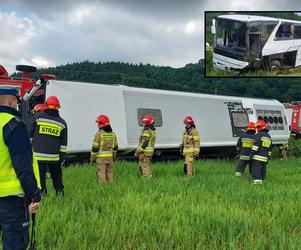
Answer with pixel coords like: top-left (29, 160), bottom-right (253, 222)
top-left (29, 60), bottom-right (300, 102)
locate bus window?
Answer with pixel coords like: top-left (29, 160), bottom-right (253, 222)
top-left (294, 24), bottom-right (301, 39)
top-left (275, 23), bottom-right (294, 40)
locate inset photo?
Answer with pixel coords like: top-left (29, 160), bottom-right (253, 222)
top-left (205, 11), bottom-right (301, 77)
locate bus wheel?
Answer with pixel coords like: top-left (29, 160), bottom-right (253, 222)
top-left (270, 60), bottom-right (281, 75)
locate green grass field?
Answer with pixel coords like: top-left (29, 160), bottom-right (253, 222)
top-left (2, 159), bottom-right (301, 250)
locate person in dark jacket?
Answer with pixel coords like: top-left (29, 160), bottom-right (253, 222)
top-left (30, 96), bottom-right (67, 195)
top-left (0, 86), bottom-right (41, 250)
top-left (250, 120), bottom-right (272, 184)
top-left (235, 122), bottom-right (256, 176)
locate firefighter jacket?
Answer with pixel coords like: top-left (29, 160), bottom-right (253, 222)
top-left (91, 125), bottom-right (118, 162)
top-left (0, 105), bottom-right (41, 202)
top-left (236, 131), bottom-right (256, 160)
top-left (182, 126), bottom-right (200, 156)
top-left (136, 124), bottom-right (156, 157)
top-left (251, 130), bottom-right (272, 163)
top-left (30, 109), bottom-right (68, 163)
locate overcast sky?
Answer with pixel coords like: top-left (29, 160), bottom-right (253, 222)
top-left (0, 0), bottom-right (300, 73)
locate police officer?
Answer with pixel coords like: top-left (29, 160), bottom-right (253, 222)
top-left (235, 122), bottom-right (256, 176)
top-left (0, 86), bottom-right (41, 250)
top-left (250, 120), bottom-right (272, 184)
top-left (91, 115), bottom-right (118, 183)
top-left (181, 115), bottom-right (200, 176)
top-left (30, 96), bottom-right (67, 195)
top-left (135, 116), bottom-right (156, 177)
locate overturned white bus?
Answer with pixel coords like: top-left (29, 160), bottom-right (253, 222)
top-left (211, 15), bottom-right (301, 73)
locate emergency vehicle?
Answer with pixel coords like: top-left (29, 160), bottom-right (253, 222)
top-left (211, 14), bottom-right (301, 73)
top-left (0, 64), bottom-right (290, 158)
top-left (285, 102), bottom-right (301, 137)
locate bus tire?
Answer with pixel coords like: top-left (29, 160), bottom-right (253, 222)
top-left (270, 60), bottom-right (281, 75)
top-left (16, 65), bottom-right (37, 73)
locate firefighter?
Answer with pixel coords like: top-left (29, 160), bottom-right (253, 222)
top-left (30, 96), bottom-right (67, 195)
top-left (135, 116), bottom-right (156, 177)
top-left (280, 143), bottom-right (289, 160)
top-left (250, 120), bottom-right (272, 184)
top-left (0, 86), bottom-right (41, 250)
top-left (180, 115), bottom-right (200, 176)
top-left (90, 115), bottom-right (118, 183)
top-left (32, 103), bottom-right (46, 114)
top-left (234, 122), bottom-right (256, 176)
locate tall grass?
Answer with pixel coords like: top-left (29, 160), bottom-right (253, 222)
top-left (2, 159), bottom-right (301, 249)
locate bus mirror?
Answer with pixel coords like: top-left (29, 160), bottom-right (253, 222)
top-left (211, 26), bottom-right (216, 34)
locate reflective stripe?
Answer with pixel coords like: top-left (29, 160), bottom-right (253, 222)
top-left (252, 145), bottom-right (259, 151)
top-left (192, 136), bottom-right (199, 141)
top-left (253, 180), bottom-right (263, 184)
top-left (34, 152), bottom-right (60, 161)
top-left (142, 133), bottom-right (150, 137)
top-left (239, 155), bottom-right (250, 160)
top-left (183, 147), bottom-right (194, 153)
top-left (253, 155), bottom-right (268, 162)
top-left (36, 118), bottom-right (66, 129)
top-left (144, 147), bottom-right (154, 153)
top-left (194, 148), bottom-right (200, 153)
top-left (268, 151), bottom-right (272, 156)
top-left (261, 137), bottom-right (272, 148)
top-left (96, 150), bottom-right (113, 157)
top-left (60, 145), bottom-right (67, 152)
top-left (242, 138), bottom-right (253, 148)
top-left (235, 172), bottom-right (242, 176)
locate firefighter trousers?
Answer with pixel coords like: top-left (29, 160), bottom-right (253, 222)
top-left (38, 162), bottom-right (64, 195)
top-left (96, 160), bottom-right (114, 183)
top-left (252, 160), bottom-right (267, 181)
top-left (0, 196), bottom-right (29, 250)
top-left (184, 154), bottom-right (195, 176)
top-left (235, 160), bottom-right (252, 175)
top-left (139, 156), bottom-right (152, 177)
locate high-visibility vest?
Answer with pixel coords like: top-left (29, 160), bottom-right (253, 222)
top-left (0, 113), bottom-right (40, 197)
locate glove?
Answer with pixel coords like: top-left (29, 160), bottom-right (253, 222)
top-left (138, 152), bottom-right (145, 161)
top-left (179, 145), bottom-right (183, 155)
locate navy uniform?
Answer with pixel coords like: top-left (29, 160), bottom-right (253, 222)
top-left (250, 120), bottom-right (272, 184)
top-left (235, 122), bottom-right (256, 176)
top-left (0, 87), bottom-right (41, 250)
top-left (30, 96), bottom-right (67, 195)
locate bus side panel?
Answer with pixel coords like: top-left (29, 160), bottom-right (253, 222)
top-left (123, 90), bottom-right (239, 148)
top-left (46, 81), bottom-right (127, 153)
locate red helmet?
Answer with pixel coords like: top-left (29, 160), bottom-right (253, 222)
top-left (183, 115), bottom-right (194, 124)
top-left (33, 104), bottom-right (46, 113)
top-left (96, 115), bottom-right (110, 128)
top-left (246, 122), bottom-right (256, 130)
top-left (142, 115), bottom-right (154, 126)
top-left (45, 96), bottom-right (60, 109)
top-left (256, 120), bottom-right (267, 131)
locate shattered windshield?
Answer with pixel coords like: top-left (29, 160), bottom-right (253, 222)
top-left (216, 19), bottom-right (246, 48)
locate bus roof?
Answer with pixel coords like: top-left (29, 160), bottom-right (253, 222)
top-left (217, 15), bottom-right (279, 22)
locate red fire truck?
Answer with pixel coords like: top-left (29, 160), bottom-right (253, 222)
top-left (285, 102), bottom-right (301, 137)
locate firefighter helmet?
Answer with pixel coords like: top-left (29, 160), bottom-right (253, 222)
top-left (183, 115), bottom-right (194, 124)
top-left (96, 115), bottom-right (110, 128)
top-left (246, 122), bottom-right (256, 130)
top-left (256, 120), bottom-right (267, 131)
top-left (142, 115), bottom-right (154, 126)
top-left (33, 103), bottom-right (46, 113)
top-left (45, 96), bottom-right (60, 109)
